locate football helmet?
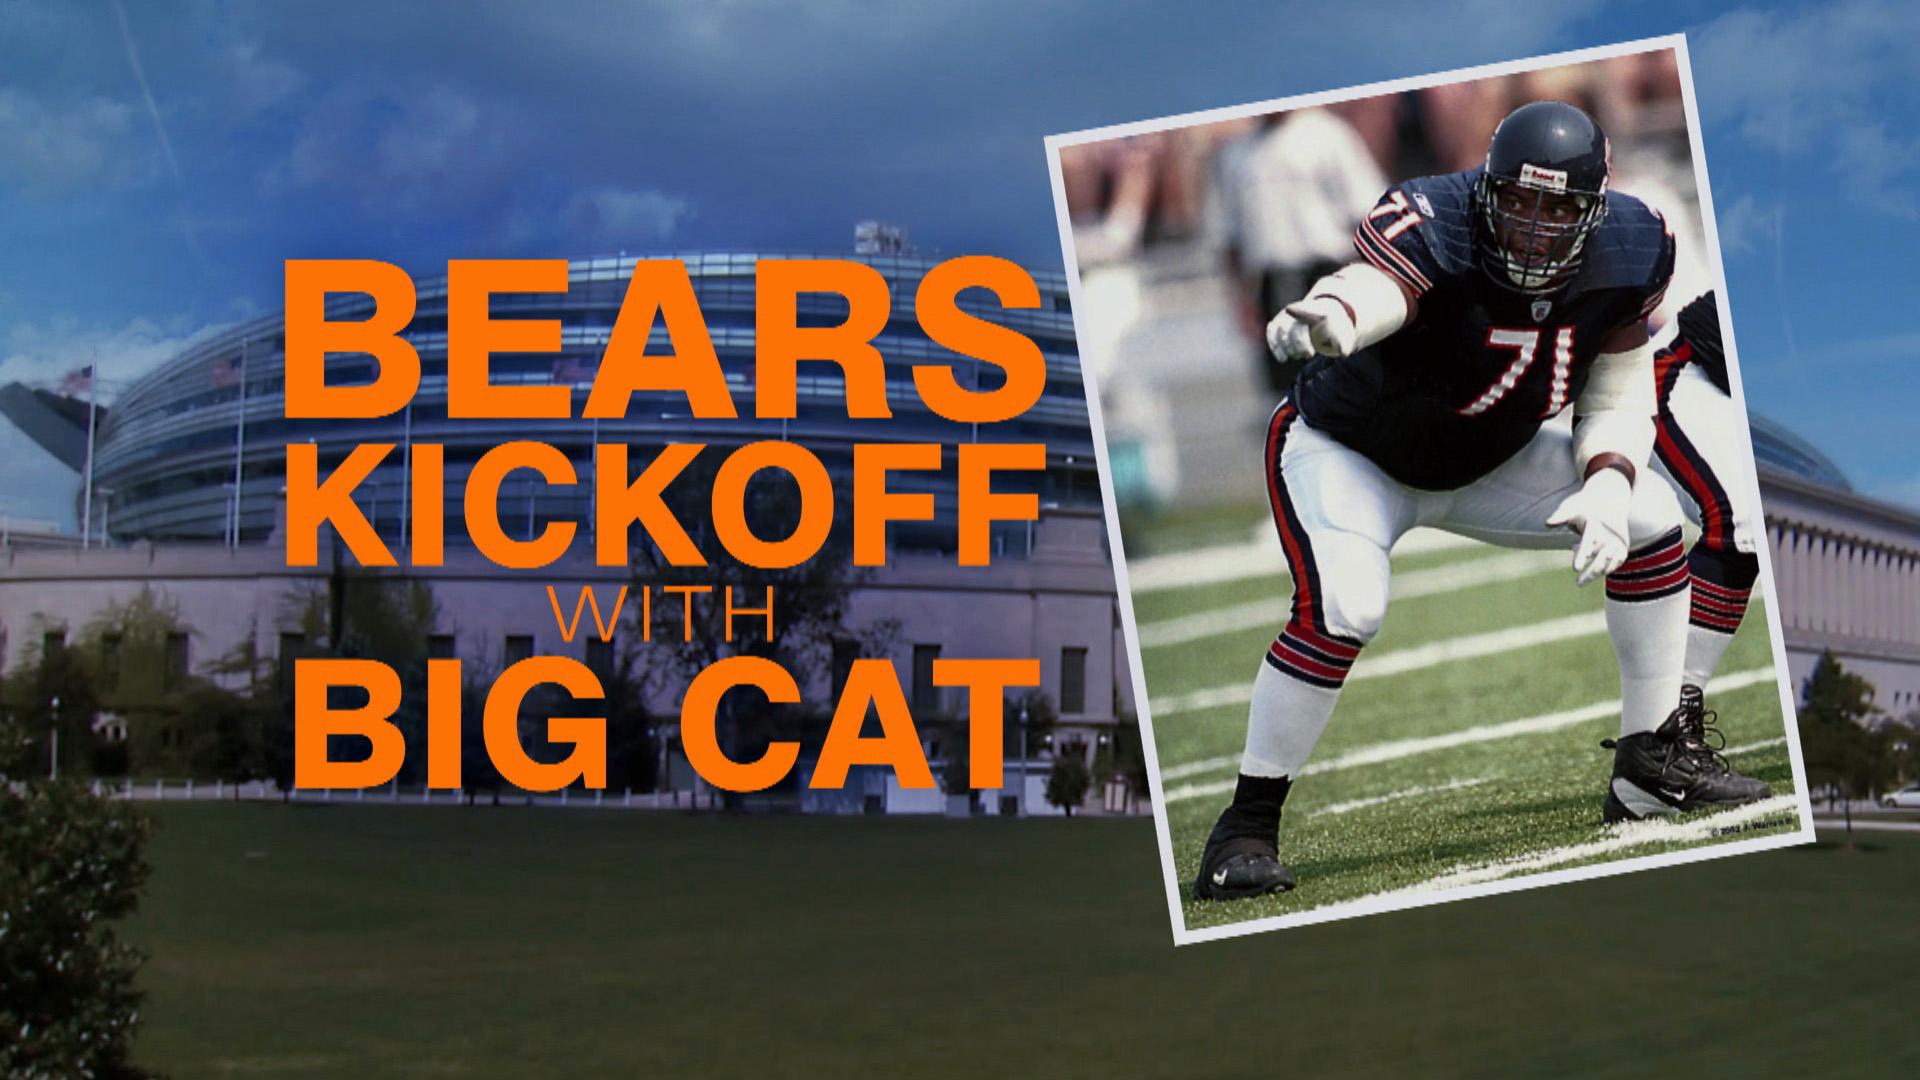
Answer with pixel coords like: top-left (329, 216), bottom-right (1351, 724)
top-left (1476, 101), bottom-right (1610, 294)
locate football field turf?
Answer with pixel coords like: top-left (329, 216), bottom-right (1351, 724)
top-left (1123, 508), bottom-right (1804, 933)
top-left (129, 805), bottom-right (1915, 1077)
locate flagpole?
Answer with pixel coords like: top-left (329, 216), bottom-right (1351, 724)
top-left (81, 350), bottom-right (98, 549)
top-left (401, 396), bottom-right (412, 560)
top-left (590, 336), bottom-right (606, 548)
top-left (229, 336), bottom-right (250, 548)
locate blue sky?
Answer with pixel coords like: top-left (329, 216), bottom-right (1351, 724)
top-left (1, 0), bottom-right (1915, 504)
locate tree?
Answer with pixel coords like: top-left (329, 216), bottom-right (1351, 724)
top-left (936, 716), bottom-right (972, 798)
top-left (1004, 689), bottom-right (1057, 759)
top-left (0, 616), bottom-right (99, 780)
top-left (0, 693), bottom-right (154, 1078)
top-left (6, 594), bottom-right (286, 791)
top-left (283, 571), bottom-right (440, 786)
top-left (628, 454), bottom-right (897, 806)
top-left (1094, 706), bottom-right (1150, 809)
top-left (1046, 745), bottom-right (1092, 816)
top-left (601, 642), bottom-right (659, 794)
top-left (1798, 651), bottom-right (1880, 846)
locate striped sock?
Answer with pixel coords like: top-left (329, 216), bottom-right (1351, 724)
top-left (1684, 544), bottom-right (1760, 688)
top-left (1605, 528), bottom-right (1690, 736)
top-left (1241, 619), bottom-right (1364, 778)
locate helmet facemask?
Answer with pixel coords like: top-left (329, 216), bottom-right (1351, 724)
top-left (1476, 171), bottom-right (1607, 294)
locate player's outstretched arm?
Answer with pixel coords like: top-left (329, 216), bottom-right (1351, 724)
top-left (1266, 262), bottom-right (1417, 362)
top-left (1549, 320), bottom-right (1658, 585)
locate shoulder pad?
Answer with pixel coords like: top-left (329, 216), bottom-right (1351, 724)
top-left (1580, 192), bottom-right (1675, 296)
top-left (1353, 170), bottom-right (1478, 294)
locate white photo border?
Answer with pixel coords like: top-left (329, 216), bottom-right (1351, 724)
top-left (1041, 32), bottom-right (1819, 947)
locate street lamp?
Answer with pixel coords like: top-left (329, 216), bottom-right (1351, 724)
top-left (48, 694), bottom-right (60, 781)
top-left (1016, 701), bottom-right (1029, 818)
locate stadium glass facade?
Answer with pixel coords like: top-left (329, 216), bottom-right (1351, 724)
top-left (93, 252), bottom-right (1095, 555)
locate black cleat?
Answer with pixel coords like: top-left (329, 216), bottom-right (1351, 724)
top-left (1194, 775), bottom-right (1297, 900)
top-left (1600, 686), bottom-right (1772, 823)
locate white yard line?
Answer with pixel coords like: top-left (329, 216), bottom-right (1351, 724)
top-left (1308, 777), bottom-right (1490, 818)
top-left (1138, 550), bottom-right (1567, 649)
top-left (1127, 525), bottom-right (1480, 594)
top-left (1375, 794), bottom-right (1803, 895)
top-left (1152, 610), bottom-right (1609, 719)
top-left (1159, 667), bottom-right (1780, 799)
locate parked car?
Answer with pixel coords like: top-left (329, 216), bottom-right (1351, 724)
top-left (1879, 783), bottom-right (1920, 809)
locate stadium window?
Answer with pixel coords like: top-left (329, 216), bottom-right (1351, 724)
top-left (42, 629), bottom-right (65, 660)
top-left (165, 632), bottom-right (190, 689)
top-left (1060, 647), bottom-right (1088, 715)
top-left (585, 637), bottom-right (614, 678)
top-left (428, 634), bottom-right (457, 661)
top-left (100, 634), bottom-right (123, 691)
top-left (912, 644), bottom-right (941, 713)
top-left (504, 634), bottom-right (535, 667)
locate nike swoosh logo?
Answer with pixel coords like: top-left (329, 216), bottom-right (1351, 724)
top-left (1661, 788), bottom-right (1687, 802)
top-left (1212, 868), bottom-right (1230, 886)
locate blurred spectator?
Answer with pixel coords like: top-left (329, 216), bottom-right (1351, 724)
top-left (1209, 107), bottom-right (1385, 395)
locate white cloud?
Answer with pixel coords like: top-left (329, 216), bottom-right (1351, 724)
top-left (268, 85), bottom-right (523, 213)
top-left (1715, 194), bottom-right (1782, 254)
top-left (1691, 0), bottom-right (1920, 210)
top-left (499, 184), bottom-right (696, 253)
top-left (0, 315), bottom-right (231, 402)
top-left (567, 186), bottom-right (695, 242)
top-left (221, 39), bottom-right (305, 120)
top-left (0, 88), bottom-right (147, 190)
top-left (1833, 124), bottom-right (1920, 220)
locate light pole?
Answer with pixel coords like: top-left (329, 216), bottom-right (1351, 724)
top-left (1016, 702), bottom-right (1029, 817)
top-left (48, 694), bottom-right (60, 781)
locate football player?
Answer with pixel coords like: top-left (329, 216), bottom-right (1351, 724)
top-left (1647, 291), bottom-right (1765, 747)
top-left (1196, 102), bottom-right (1769, 901)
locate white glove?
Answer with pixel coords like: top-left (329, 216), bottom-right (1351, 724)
top-left (1266, 296), bottom-right (1358, 362)
top-left (1546, 468), bottom-right (1633, 587)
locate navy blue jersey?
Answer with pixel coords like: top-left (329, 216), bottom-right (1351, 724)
top-left (1294, 168), bottom-right (1675, 490)
top-left (1669, 291), bottom-right (1727, 394)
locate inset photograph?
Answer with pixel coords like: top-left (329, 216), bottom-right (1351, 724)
top-left (1046, 36), bottom-right (1815, 942)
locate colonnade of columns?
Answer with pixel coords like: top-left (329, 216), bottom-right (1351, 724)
top-left (1766, 517), bottom-right (1920, 648)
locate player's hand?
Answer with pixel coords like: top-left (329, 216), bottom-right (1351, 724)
top-left (1266, 296), bottom-right (1358, 362)
top-left (1545, 468), bottom-right (1633, 587)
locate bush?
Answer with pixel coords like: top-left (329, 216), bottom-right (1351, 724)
top-left (0, 715), bottom-right (154, 1078)
top-left (1046, 751), bottom-right (1092, 817)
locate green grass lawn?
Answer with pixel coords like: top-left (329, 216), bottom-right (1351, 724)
top-left (1126, 509), bottom-right (1803, 933)
top-left (129, 805), bottom-right (1919, 1078)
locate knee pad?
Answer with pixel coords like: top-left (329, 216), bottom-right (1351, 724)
top-left (1293, 540), bottom-right (1390, 643)
top-left (1624, 469), bottom-right (1685, 546)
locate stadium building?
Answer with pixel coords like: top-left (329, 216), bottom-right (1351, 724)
top-left (0, 381), bottom-right (95, 546)
top-left (93, 251), bottom-right (1095, 550)
top-left (1747, 421), bottom-right (1920, 715)
top-left (3, 249), bottom-right (1137, 814)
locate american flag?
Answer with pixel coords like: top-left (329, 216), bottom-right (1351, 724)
top-left (61, 364), bottom-right (94, 395)
top-left (211, 354), bottom-right (242, 389)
